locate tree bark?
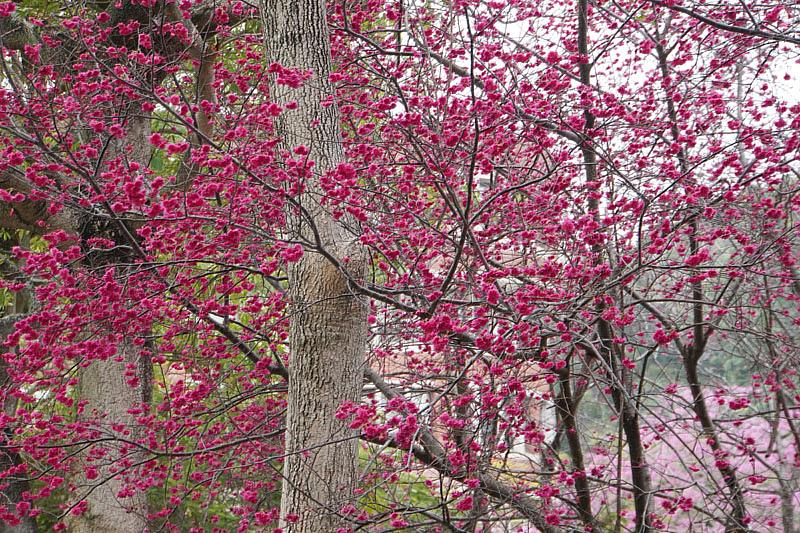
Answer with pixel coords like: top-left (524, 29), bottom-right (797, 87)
top-left (68, 114), bottom-right (152, 533)
top-left (70, 340), bottom-right (149, 533)
top-left (260, 0), bottom-right (369, 530)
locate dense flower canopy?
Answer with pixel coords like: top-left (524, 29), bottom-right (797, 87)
top-left (0, 0), bottom-right (798, 531)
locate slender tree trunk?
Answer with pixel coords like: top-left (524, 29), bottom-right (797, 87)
top-left (260, 1), bottom-right (369, 530)
top-left (684, 359), bottom-right (748, 532)
top-left (653, 40), bottom-right (749, 532)
top-left (576, 0), bottom-right (652, 528)
top-left (555, 365), bottom-right (593, 530)
top-left (779, 477), bottom-right (796, 533)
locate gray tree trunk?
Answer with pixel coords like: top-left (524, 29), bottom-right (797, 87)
top-left (70, 340), bottom-right (149, 533)
top-left (260, 1), bottom-right (368, 530)
top-left (68, 114), bottom-right (152, 533)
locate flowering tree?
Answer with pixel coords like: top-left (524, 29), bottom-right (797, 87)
top-left (0, 0), bottom-right (797, 531)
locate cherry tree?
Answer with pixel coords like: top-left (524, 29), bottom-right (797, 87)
top-left (0, 0), bottom-right (797, 531)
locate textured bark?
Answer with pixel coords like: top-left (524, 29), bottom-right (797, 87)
top-left (0, 111), bottom-right (152, 532)
top-left (261, 0), bottom-right (368, 530)
top-left (70, 340), bottom-right (149, 533)
top-left (68, 115), bottom-right (152, 533)
top-left (779, 477), bottom-right (796, 533)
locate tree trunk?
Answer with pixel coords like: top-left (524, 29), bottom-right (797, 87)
top-left (779, 477), bottom-right (796, 533)
top-left (70, 340), bottom-right (149, 533)
top-left (0, 104), bottom-right (152, 532)
top-left (68, 114), bottom-right (152, 533)
top-left (260, 0), bottom-right (369, 530)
